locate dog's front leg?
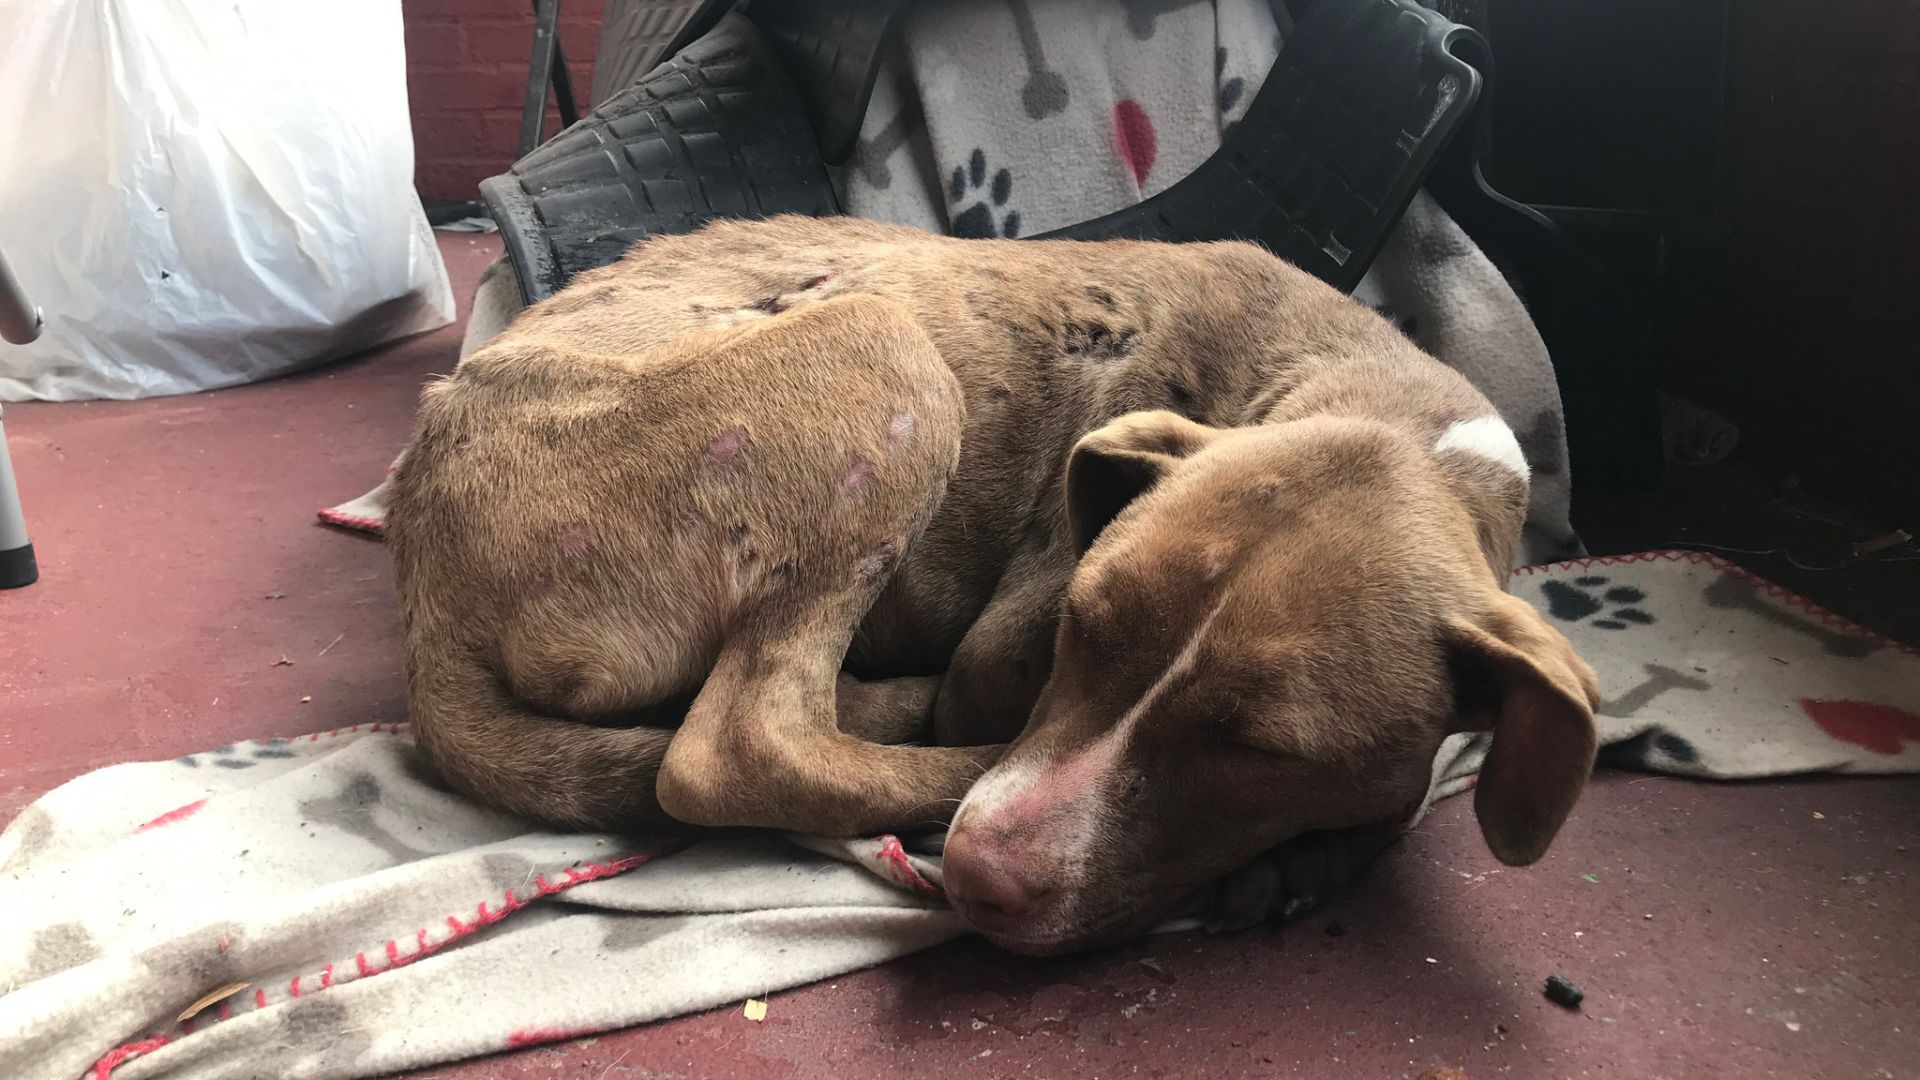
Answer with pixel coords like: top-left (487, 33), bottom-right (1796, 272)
top-left (932, 551), bottom-right (1067, 746)
top-left (651, 295), bottom-right (1004, 836)
top-left (1196, 819), bottom-right (1410, 934)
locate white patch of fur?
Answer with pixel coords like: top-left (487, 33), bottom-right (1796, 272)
top-left (1434, 415), bottom-right (1529, 478)
top-left (952, 758), bottom-right (1043, 830)
top-left (954, 597), bottom-right (1229, 876)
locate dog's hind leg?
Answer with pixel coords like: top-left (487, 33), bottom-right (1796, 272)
top-left (650, 295), bottom-right (1002, 836)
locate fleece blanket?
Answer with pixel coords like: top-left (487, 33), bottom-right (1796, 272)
top-left (326, 0), bottom-right (1579, 564)
top-left (6, 551), bottom-right (1920, 1079)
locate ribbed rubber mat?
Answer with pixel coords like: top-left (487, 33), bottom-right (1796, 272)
top-left (746, 0), bottom-right (913, 165)
top-left (589, 0), bottom-right (733, 105)
top-left (483, 13), bottom-right (840, 303)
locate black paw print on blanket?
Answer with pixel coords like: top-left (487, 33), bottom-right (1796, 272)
top-left (949, 149), bottom-right (1021, 239)
top-left (1541, 576), bottom-right (1654, 631)
top-left (177, 739), bottom-right (298, 769)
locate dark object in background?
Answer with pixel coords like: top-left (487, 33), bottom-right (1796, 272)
top-left (1392, 0), bottom-right (1669, 503)
top-left (1544, 973), bottom-right (1585, 1009)
top-left (1469, 0), bottom-right (1920, 528)
top-left (423, 200), bottom-right (489, 226)
top-left (0, 407), bottom-right (35, 589)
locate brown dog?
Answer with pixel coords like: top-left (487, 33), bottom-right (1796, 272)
top-left (386, 215), bottom-right (1600, 953)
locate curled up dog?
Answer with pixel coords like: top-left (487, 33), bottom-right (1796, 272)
top-left (386, 216), bottom-right (1601, 955)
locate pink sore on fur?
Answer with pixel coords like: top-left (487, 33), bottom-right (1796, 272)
top-left (558, 520), bottom-right (593, 556)
top-left (842, 456), bottom-right (876, 492)
top-left (886, 412), bottom-right (916, 444)
top-left (857, 540), bottom-right (899, 580)
top-left (709, 426), bottom-right (751, 464)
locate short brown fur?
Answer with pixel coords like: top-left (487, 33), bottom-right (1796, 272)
top-left (386, 217), bottom-right (1599, 950)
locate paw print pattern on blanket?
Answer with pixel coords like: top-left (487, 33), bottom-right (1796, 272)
top-left (177, 738), bottom-right (298, 769)
top-left (1006, 0), bottom-right (1068, 119)
top-left (1120, 0), bottom-right (1210, 40)
top-left (949, 149), bottom-right (1021, 239)
top-left (1215, 47), bottom-right (1248, 138)
top-left (1540, 576), bottom-right (1655, 631)
top-left (1597, 728), bottom-right (1702, 769)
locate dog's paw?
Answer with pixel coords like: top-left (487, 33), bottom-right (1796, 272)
top-left (1202, 855), bottom-right (1281, 935)
top-left (1197, 824), bottom-right (1404, 934)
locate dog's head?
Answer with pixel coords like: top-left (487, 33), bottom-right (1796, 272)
top-left (942, 410), bottom-right (1600, 953)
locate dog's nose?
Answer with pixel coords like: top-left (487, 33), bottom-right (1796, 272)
top-left (943, 828), bottom-right (1052, 933)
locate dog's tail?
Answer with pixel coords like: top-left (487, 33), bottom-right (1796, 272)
top-left (403, 638), bottom-right (678, 833)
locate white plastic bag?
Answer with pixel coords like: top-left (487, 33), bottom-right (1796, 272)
top-left (0, 0), bottom-right (454, 401)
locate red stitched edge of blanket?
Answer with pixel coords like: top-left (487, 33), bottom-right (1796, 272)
top-left (90, 1035), bottom-right (172, 1080)
top-left (506, 1024), bottom-right (605, 1048)
top-left (95, 718), bottom-right (691, 1068)
top-left (135, 799), bottom-right (208, 832)
top-left (875, 835), bottom-right (939, 894)
top-left (315, 507), bottom-right (385, 535)
top-left (298, 720), bottom-right (407, 743)
top-left (130, 726), bottom-right (407, 836)
top-left (1512, 548), bottom-right (1917, 657)
top-left (89, 836), bottom-right (679, 1076)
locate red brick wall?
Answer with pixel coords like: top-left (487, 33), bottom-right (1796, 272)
top-left (404, 0), bottom-right (602, 201)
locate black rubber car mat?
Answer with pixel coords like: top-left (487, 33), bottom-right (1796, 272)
top-left (1040, 0), bottom-right (1483, 294)
top-left (744, 0), bottom-right (914, 166)
top-left (483, 13), bottom-right (840, 304)
top-left (1421, 29), bottom-right (1664, 495)
top-left (589, 0), bottom-right (737, 106)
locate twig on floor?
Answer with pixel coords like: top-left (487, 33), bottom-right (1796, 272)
top-left (317, 633), bottom-right (345, 658)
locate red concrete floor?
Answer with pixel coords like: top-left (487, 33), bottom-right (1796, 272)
top-left (4, 234), bottom-right (1916, 1079)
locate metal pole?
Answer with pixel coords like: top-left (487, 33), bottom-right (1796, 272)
top-left (0, 245), bottom-right (43, 346)
top-left (518, 0), bottom-right (565, 160)
top-left (0, 244), bottom-right (40, 588)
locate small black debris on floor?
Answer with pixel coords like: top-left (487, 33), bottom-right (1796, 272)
top-left (1544, 974), bottom-right (1585, 1009)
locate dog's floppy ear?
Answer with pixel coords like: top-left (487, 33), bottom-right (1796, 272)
top-left (1444, 591), bottom-right (1602, 866)
top-left (1066, 410), bottom-right (1223, 554)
